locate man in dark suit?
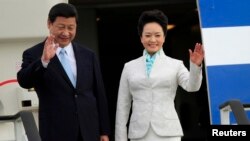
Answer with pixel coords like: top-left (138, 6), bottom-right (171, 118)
top-left (17, 3), bottom-right (110, 141)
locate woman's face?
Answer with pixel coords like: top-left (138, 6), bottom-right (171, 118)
top-left (140, 22), bottom-right (165, 55)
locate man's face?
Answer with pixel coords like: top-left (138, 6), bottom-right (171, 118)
top-left (48, 16), bottom-right (77, 47)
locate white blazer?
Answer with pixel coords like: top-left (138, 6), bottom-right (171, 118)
top-left (115, 49), bottom-right (202, 141)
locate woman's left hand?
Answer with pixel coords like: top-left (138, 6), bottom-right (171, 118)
top-left (100, 135), bottom-right (109, 141)
top-left (189, 43), bottom-right (204, 66)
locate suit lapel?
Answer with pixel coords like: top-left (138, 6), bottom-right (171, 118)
top-left (49, 54), bottom-right (75, 88)
top-left (39, 40), bottom-right (75, 88)
top-left (149, 49), bottom-right (165, 78)
top-left (72, 43), bottom-right (80, 88)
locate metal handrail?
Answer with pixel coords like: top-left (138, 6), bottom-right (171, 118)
top-left (219, 99), bottom-right (250, 125)
top-left (0, 111), bottom-right (41, 141)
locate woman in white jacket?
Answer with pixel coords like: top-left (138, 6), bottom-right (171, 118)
top-left (115, 9), bottom-right (204, 141)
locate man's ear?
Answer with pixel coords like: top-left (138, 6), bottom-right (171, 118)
top-left (47, 19), bottom-right (52, 28)
top-left (47, 19), bottom-right (52, 34)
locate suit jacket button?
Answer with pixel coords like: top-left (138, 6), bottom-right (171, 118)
top-left (74, 95), bottom-right (78, 98)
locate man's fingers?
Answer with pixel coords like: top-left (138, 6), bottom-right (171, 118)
top-left (53, 43), bottom-right (59, 51)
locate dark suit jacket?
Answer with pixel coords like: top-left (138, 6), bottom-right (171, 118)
top-left (17, 41), bottom-right (110, 141)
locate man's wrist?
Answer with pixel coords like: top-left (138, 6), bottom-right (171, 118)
top-left (41, 58), bottom-right (49, 68)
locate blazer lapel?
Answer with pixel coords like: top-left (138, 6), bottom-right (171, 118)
top-left (72, 43), bottom-right (80, 88)
top-left (39, 40), bottom-right (75, 88)
top-left (149, 49), bottom-right (165, 77)
top-left (49, 55), bottom-right (75, 88)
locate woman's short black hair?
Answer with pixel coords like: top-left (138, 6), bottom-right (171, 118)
top-left (48, 3), bottom-right (78, 24)
top-left (137, 9), bottom-right (168, 37)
